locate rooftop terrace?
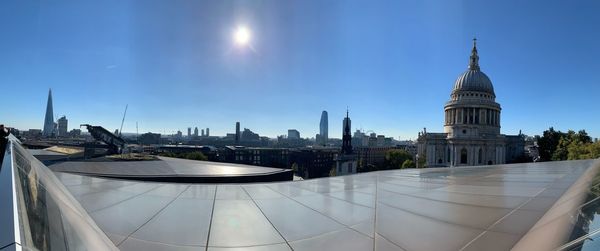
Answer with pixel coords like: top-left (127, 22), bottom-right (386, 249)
top-left (2, 135), bottom-right (600, 251)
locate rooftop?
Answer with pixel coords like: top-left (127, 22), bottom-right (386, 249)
top-left (49, 156), bottom-right (292, 183)
top-left (2, 135), bottom-right (600, 250)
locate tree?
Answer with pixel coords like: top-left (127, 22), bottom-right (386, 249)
top-left (159, 151), bottom-right (207, 161)
top-left (552, 130), bottom-right (593, 161)
top-left (552, 131), bottom-right (573, 161)
top-left (384, 149), bottom-right (413, 169)
top-left (417, 153), bottom-right (427, 168)
top-left (401, 159), bottom-right (416, 169)
top-left (161, 152), bottom-right (177, 158)
top-left (538, 127), bottom-right (564, 161)
top-left (566, 138), bottom-right (600, 160)
top-left (567, 139), bottom-right (589, 160)
top-left (184, 152), bottom-right (208, 161)
top-left (588, 141), bottom-right (600, 159)
top-left (536, 127), bottom-right (598, 161)
top-left (576, 130), bottom-right (593, 144)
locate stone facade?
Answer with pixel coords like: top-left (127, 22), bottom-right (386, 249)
top-left (417, 39), bottom-right (524, 167)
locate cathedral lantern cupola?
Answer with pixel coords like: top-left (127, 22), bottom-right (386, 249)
top-left (469, 38), bottom-right (480, 71)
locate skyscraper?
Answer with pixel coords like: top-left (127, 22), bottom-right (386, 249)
top-left (42, 89), bottom-right (55, 137)
top-left (187, 127), bottom-right (191, 138)
top-left (319, 111), bottom-right (328, 145)
top-left (194, 127), bottom-right (199, 137)
top-left (206, 128), bottom-right (209, 137)
top-left (235, 122), bottom-right (240, 143)
top-left (57, 116), bottom-right (68, 137)
top-left (201, 129), bottom-right (205, 137)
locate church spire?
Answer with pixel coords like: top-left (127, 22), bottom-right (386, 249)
top-left (469, 37), bottom-right (480, 71)
top-left (341, 108), bottom-right (352, 154)
top-left (344, 108), bottom-right (350, 135)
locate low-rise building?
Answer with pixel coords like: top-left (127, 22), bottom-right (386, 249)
top-left (139, 132), bottom-right (161, 145)
top-left (219, 146), bottom-right (289, 169)
top-left (355, 146), bottom-right (397, 170)
top-left (289, 147), bottom-right (338, 179)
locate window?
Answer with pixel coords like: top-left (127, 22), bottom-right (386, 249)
top-left (460, 148), bottom-right (468, 164)
top-left (469, 108), bottom-right (473, 124)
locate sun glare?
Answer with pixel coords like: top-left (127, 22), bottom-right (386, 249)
top-left (234, 26), bottom-right (251, 46)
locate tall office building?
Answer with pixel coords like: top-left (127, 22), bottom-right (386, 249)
top-left (288, 129), bottom-right (300, 140)
top-left (206, 128), bottom-right (209, 137)
top-left (319, 111), bottom-right (328, 145)
top-left (57, 116), bottom-right (68, 137)
top-left (194, 127), bottom-right (199, 137)
top-left (201, 129), bottom-right (205, 137)
top-left (187, 127), bottom-right (191, 138)
top-left (42, 89), bottom-right (55, 137)
top-left (235, 122), bottom-right (240, 143)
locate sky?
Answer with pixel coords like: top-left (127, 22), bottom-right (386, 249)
top-left (1, 0), bottom-right (599, 140)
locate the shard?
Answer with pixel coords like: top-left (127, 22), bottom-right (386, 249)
top-left (42, 88), bottom-right (55, 137)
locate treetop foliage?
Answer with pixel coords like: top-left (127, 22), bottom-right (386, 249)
top-left (537, 127), bottom-right (598, 161)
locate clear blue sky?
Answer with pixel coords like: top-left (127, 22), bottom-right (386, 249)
top-left (1, 0), bottom-right (599, 140)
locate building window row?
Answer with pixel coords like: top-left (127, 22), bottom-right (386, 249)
top-left (453, 92), bottom-right (493, 100)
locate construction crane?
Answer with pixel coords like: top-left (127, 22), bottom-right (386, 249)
top-left (80, 124), bottom-right (125, 155)
top-left (119, 104), bottom-right (128, 137)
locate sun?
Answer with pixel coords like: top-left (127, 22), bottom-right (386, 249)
top-left (234, 26), bottom-right (251, 46)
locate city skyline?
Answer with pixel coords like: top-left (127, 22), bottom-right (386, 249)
top-left (1, 1), bottom-right (600, 139)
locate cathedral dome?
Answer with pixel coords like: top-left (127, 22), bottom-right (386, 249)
top-left (451, 38), bottom-right (495, 96)
top-left (453, 69), bottom-right (494, 95)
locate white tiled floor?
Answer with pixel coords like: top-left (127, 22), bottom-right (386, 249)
top-left (53, 159), bottom-right (600, 251)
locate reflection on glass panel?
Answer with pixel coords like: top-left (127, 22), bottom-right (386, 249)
top-left (7, 136), bottom-right (117, 250)
top-left (561, 172), bottom-right (600, 251)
